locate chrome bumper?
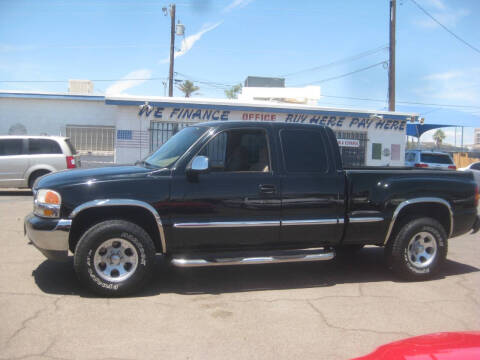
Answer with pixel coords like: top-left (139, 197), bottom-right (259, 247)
top-left (24, 213), bottom-right (71, 261)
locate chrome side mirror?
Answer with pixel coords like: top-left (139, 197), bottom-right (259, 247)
top-left (189, 155), bottom-right (209, 173)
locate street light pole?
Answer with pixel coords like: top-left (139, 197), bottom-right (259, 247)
top-left (388, 0), bottom-right (396, 112)
top-left (168, 4), bottom-right (176, 97)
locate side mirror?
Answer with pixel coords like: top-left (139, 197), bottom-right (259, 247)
top-left (188, 155), bottom-right (209, 174)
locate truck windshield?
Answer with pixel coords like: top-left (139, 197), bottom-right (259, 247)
top-left (144, 126), bottom-right (207, 168)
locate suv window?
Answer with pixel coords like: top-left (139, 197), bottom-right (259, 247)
top-left (199, 129), bottom-right (270, 172)
top-left (0, 139), bottom-right (24, 156)
top-left (28, 139), bottom-right (62, 155)
top-left (281, 129), bottom-right (327, 173)
top-left (405, 152), bottom-right (416, 162)
top-left (64, 139), bottom-right (77, 155)
top-left (420, 153), bottom-right (453, 164)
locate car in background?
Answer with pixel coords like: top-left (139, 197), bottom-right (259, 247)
top-left (405, 150), bottom-right (456, 170)
top-left (459, 161), bottom-right (480, 187)
top-left (0, 135), bottom-right (80, 189)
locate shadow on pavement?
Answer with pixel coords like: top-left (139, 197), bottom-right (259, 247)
top-left (32, 247), bottom-right (480, 298)
top-left (0, 190), bottom-right (32, 196)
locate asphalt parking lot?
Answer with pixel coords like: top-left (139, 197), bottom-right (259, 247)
top-left (1, 190), bottom-right (479, 360)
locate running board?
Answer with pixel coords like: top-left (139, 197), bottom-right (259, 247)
top-left (171, 248), bottom-right (335, 267)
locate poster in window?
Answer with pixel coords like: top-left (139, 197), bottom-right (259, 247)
top-left (372, 143), bottom-right (382, 160)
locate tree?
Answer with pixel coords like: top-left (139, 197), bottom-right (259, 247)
top-left (8, 123), bottom-right (27, 135)
top-left (225, 83), bottom-right (242, 99)
top-left (177, 80), bottom-right (199, 98)
top-left (433, 129), bottom-right (446, 147)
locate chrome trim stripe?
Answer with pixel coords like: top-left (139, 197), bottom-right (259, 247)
top-left (349, 217), bottom-right (384, 223)
top-left (282, 219), bottom-right (339, 226)
top-left (70, 199), bottom-right (167, 254)
top-left (174, 218), bottom-right (344, 228)
top-left (383, 197), bottom-right (453, 245)
top-left (174, 220), bottom-right (280, 229)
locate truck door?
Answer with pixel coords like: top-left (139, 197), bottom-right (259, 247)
top-left (169, 127), bottom-right (281, 251)
top-left (278, 127), bottom-right (345, 247)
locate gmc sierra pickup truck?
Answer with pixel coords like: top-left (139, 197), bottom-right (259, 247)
top-left (25, 121), bottom-right (480, 296)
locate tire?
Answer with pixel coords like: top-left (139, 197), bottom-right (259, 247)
top-left (385, 217), bottom-right (447, 281)
top-left (74, 220), bottom-right (156, 296)
top-left (28, 170), bottom-right (50, 189)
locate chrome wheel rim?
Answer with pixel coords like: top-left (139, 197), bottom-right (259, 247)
top-left (93, 238), bottom-right (139, 282)
top-left (407, 231), bottom-right (437, 268)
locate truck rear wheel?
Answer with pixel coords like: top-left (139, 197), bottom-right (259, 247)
top-left (386, 217), bottom-right (447, 280)
top-left (74, 220), bottom-right (156, 296)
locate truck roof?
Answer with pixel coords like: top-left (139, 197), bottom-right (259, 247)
top-left (196, 120), bottom-right (329, 130)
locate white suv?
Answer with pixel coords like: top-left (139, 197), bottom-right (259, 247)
top-left (405, 150), bottom-right (456, 170)
top-left (0, 136), bottom-right (80, 189)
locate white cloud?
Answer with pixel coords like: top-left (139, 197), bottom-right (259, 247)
top-left (223, 0), bottom-right (254, 13)
top-left (160, 22), bottom-right (222, 64)
top-left (424, 0), bottom-right (446, 11)
top-left (423, 70), bottom-right (463, 81)
top-left (105, 68), bottom-right (152, 95)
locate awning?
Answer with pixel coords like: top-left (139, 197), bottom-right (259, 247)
top-left (406, 124), bottom-right (455, 138)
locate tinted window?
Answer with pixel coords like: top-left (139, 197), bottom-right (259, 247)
top-left (64, 138), bottom-right (77, 155)
top-left (281, 129), bottom-right (327, 173)
top-left (420, 153), bottom-right (453, 164)
top-left (405, 153), bottom-right (416, 162)
top-left (0, 139), bottom-right (24, 156)
top-left (199, 129), bottom-right (270, 172)
top-left (28, 139), bottom-right (62, 154)
top-left (470, 162), bottom-right (480, 170)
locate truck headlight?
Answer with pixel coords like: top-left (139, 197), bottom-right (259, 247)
top-left (34, 189), bottom-right (62, 218)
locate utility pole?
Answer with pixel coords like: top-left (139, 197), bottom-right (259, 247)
top-left (168, 4), bottom-right (176, 97)
top-left (388, 0), bottom-right (396, 111)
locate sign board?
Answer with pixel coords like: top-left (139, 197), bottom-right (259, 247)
top-left (137, 107), bottom-right (408, 132)
top-left (337, 139), bottom-right (360, 148)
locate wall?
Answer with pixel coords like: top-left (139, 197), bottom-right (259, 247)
top-left (0, 97), bottom-right (116, 136)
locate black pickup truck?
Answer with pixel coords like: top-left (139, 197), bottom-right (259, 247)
top-left (25, 121), bottom-right (479, 296)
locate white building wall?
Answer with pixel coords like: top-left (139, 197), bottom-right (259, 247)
top-left (0, 97), bottom-right (116, 136)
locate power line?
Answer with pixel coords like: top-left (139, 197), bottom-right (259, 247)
top-left (294, 61), bottom-right (388, 86)
top-left (409, 0), bottom-right (480, 54)
top-left (0, 77), bottom-right (167, 83)
top-left (320, 94), bottom-right (480, 109)
top-left (279, 45), bottom-right (389, 78)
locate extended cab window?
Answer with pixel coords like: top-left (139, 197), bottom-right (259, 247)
top-left (28, 139), bottom-right (62, 154)
top-left (199, 129), bottom-right (270, 172)
top-left (0, 139), bottom-right (23, 156)
top-left (281, 129), bottom-right (327, 173)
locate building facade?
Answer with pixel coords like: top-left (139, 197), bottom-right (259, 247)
top-left (0, 91), bottom-right (418, 167)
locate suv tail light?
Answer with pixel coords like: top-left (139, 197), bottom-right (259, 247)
top-left (448, 165), bottom-right (457, 170)
top-left (475, 185), bottom-right (479, 207)
top-left (414, 163), bottom-right (428, 168)
top-left (66, 156), bottom-right (76, 169)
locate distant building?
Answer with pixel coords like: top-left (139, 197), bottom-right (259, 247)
top-left (239, 76), bottom-right (321, 105)
top-left (474, 128), bottom-right (480, 150)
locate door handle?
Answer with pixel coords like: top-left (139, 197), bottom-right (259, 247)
top-left (259, 184), bottom-right (276, 194)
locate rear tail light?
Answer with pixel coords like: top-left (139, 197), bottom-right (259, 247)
top-left (414, 163), bottom-right (428, 168)
top-left (66, 156), bottom-right (76, 169)
top-left (475, 185), bottom-right (479, 207)
top-left (448, 165), bottom-right (457, 170)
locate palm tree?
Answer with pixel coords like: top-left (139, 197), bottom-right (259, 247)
top-left (433, 129), bottom-right (446, 147)
top-left (225, 83), bottom-right (242, 99)
top-left (177, 80), bottom-right (199, 98)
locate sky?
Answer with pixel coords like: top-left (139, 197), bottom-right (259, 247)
top-left (0, 0), bottom-right (479, 145)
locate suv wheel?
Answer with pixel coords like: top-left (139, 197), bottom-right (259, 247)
top-left (74, 220), bottom-right (156, 296)
top-left (28, 170), bottom-right (50, 189)
top-left (386, 217), bottom-right (447, 280)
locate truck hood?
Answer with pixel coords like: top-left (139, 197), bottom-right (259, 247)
top-left (36, 165), bottom-right (154, 189)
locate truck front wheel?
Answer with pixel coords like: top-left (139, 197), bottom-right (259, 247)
top-left (386, 217), bottom-right (447, 281)
top-left (74, 220), bottom-right (156, 296)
